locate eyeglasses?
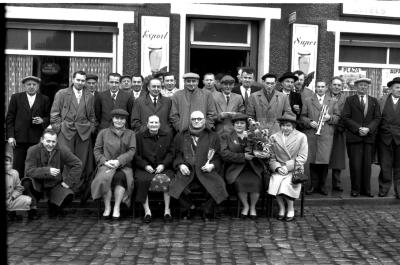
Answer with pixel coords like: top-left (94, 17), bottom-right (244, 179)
top-left (191, 118), bottom-right (204, 121)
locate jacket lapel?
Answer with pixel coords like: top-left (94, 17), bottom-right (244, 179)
top-left (21, 93), bottom-right (32, 113)
top-left (155, 95), bottom-right (164, 113)
top-left (311, 95), bottom-right (321, 111)
top-left (272, 131), bottom-right (292, 158)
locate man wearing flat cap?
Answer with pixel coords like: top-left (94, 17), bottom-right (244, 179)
top-left (6, 75), bottom-right (51, 177)
top-left (342, 77), bottom-right (381, 197)
top-left (377, 77), bottom-right (400, 199)
top-left (213, 75), bottom-right (245, 135)
top-left (170, 72), bottom-right (217, 132)
top-left (86, 74), bottom-right (99, 97)
top-left (246, 72), bottom-right (294, 135)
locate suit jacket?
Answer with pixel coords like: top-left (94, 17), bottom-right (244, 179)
top-left (246, 90), bottom-right (294, 135)
top-left (214, 92), bottom-right (245, 134)
top-left (50, 87), bottom-right (95, 141)
top-left (378, 94), bottom-right (400, 145)
top-left (131, 94), bottom-right (173, 134)
top-left (220, 130), bottom-right (264, 184)
top-left (232, 84), bottom-right (261, 105)
top-left (6, 92), bottom-right (50, 144)
top-left (342, 94), bottom-right (381, 144)
top-left (132, 90), bottom-right (146, 101)
top-left (95, 90), bottom-right (133, 131)
top-left (288, 91), bottom-right (303, 118)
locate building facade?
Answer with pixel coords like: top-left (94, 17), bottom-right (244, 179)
top-left (5, 2), bottom-right (400, 108)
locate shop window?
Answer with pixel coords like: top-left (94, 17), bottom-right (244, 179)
top-left (74, 31), bottom-right (113, 53)
top-left (191, 19), bottom-right (250, 45)
top-left (389, 48), bottom-right (400, 64)
top-left (6, 29), bottom-right (28, 50)
top-left (31, 29), bottom-right (71, 51)
top-left (339, 46), bottom-right (386, 64)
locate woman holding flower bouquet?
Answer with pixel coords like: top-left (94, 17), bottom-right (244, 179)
top-left (220, 113), bottom-right (270, 219)
top-left (268, 112), bottom-right (308, 222)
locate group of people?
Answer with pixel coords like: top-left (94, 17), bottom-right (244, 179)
top-left (5, 66), bottom-right (400, 223)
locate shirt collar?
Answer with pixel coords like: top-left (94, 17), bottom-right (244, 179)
top-left (73, 86), bottom-right (82, 95)
top-left (110, 90), bottom-right (119, 96)
top-left (26, 92), bottom-right (37, 98)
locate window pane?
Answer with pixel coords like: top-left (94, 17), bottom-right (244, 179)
top-left (6, 29), bottom-right (28, 49)
top-left (74, 31), bottom-right (113, 53)
top-left (339, 46), bottom-right (386, 64)
top-left (193, 20), bottom-right (248, 43)
top-left (389, 48), bottom-right (400, 64)
top-left (31, 30), bottom-right (70, 51)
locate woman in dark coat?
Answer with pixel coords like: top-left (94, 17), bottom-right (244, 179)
top-left (134, 115), bottom-right (174, 223)
top-left (220, 113), bottom-right (266, 219)
top-left (91, 109), bottom-right (136, 220)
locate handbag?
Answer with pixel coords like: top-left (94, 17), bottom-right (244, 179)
top-left (149, 173), bottom-right (171, 192)
top-left (291, 160), bottom-right (308, 185)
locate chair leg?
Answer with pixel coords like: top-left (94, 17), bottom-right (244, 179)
top-left (236, 198), bottom-right (241, 218)
top-left (300, 188), bottom-right (305, 217)
top-left (97, 199), bottom-right (102, 220)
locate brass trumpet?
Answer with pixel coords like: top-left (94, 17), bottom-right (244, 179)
top-left (315, 105), bottom-right (329, 135)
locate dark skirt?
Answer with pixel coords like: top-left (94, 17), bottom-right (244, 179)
top-left (234, 164), bottom-right (262, 193)
top-left (135, 168), bottom-right (174, 203)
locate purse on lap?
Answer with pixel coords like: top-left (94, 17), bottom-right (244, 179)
top-left (291, 160), bottom-right (308, 185)
top-left (149, 173), bottom-right (171, 192)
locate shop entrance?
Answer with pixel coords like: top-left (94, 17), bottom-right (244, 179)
top-left (190, 48), bottom-right (249, 85)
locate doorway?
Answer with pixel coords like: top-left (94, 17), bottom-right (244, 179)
top-left (190, 48), bottom-right (249, 85)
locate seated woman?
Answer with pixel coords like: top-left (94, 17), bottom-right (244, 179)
top-left (268, 113), bottom-right (308, 222)
top-left (220, 113), bottom-right (267, 219)
top-left (134, 115), bottom-right (174, 223)
top-left (91, 109), bottom-right (136, 220)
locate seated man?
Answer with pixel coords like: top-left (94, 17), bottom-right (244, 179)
top-left (169, 111), bottom-right (228, 221)
top-left (22, 128), bottom-right (82, 218)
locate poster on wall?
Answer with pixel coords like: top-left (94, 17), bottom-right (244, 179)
top-left (291, 23), bottom-right (318, 90)
top-left (337, 66), bottom-right (366, 91)
top-left (382, 68), bottom-right (400, 90)
top-left (141, 16), bottom-right (170, 77)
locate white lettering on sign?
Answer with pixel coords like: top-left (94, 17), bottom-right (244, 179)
top-left (340, 67), bottom-right (361, 73)
top-left (390, 69), bottom-right (400, 74)
top-left (293, 36), bottom-right (317, 47)
top-left (142, 30), bottom-right (169, 41)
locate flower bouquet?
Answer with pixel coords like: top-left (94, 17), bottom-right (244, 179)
top-left (244, 118), bottom-right (272, 159)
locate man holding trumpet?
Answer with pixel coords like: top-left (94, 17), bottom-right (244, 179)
top-left (301, 81), bottom-right (339, 195)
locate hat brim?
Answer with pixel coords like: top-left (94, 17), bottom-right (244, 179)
top-left (278, 75), bottom-right (299, 83)
top-left (277, 118), bottom-right (298, 124)
top-left (387, 80), bottom-right (400, 87)
top-left (22, 77), bottom-right (41, 83)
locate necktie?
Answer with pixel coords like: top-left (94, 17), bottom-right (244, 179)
top-left (226, 95), bottom-right (230, 105)
top-left (360, 96), bottom-right (365, 111)
top-left (319, 97), bottom-right (323, 105)
top-left (112, 93), bottom-right (116, 104)
top-left (153, 97), bottom-right (157, 107)
top-left (244, 89), bottom-right (249, 104)
top-left (76, 91), bottom-right (82, 104)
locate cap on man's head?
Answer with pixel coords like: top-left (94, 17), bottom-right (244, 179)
top-left (261, 73), bottom-right (277, 81)
top-left (121, 75), bottom-right (132, 81)
top-left (182, 72), bottom-right (200, 79)
top-left (111, 108), bottom-right (129, 117)
top-left (22, 76), bottom-right (41, 84)
top-left (354, 77), bottom-right (371, 85)
top-left (220, 75), bottom-right (235, 84)
top-left (86, 74), bottom-right (98, 81)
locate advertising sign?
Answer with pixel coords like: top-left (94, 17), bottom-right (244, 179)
top-left (337, 66), bottom-right (366, 91)
top-left (141, 16), bottom-right (170, 77)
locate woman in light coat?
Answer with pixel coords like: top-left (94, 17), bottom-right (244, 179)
top-left (268, 113), bottom-right (308, 222)
top-left (91, 109), bottom-right (136, 220)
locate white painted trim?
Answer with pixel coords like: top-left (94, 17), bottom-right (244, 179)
top-left (333, 31), bottom-right (340, 76)
top-left (171, 3), bottom-right (281, 88)
top-left (327, 20), bottom-right (400, 36)
top-left (5, 49), bottom-right (114, 58)
top-left (5, 6), bottom-right (135, 73)
top-left (338, 62), bottom-right (400, 69)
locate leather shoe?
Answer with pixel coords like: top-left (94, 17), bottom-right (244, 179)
top-left (28, 209), bottom-right (40, 220)
top-left (362, 193), bottom-right (374, 198)
top-left (276, 215), bottom-right (285, 221)
top-left (181, 210), bottom-right (191, 220)
top-left (378, 192), bottom-right (388, 197)
top-left (396, 194), bottom-right (400, 200)
top-left (305, 188), bottom-right (314, 195)
top-left (333, 187), bottom-right (343, 192)
top-left (249, 214), bottom-right (257, 220)
top-left (239, 213), bottom-right (247, 219)
top-left (163, 213), bottom-right (173, 223)
top-left (320, 189), bottom-right (328, 196)
top-left (143, 214), bottom-right (152, 223)
top-left (112, 216), bottom-right (120, 221)
top-left (285, 216), bottom-right (295, 222)
top-left (351, 191), bottom-right (359, 197)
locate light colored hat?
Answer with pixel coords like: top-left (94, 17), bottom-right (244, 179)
top-left (182, 72), bottom-right (200, 79)
top-left (354, 77), bottom-right (371, 85)
top-left (22, 76), bottom-right (41, 84)
top-left (277, 112), bottom-right (298, 124)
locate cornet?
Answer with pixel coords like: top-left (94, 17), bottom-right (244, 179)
top-left (315, 105), bottom-right (329, 135)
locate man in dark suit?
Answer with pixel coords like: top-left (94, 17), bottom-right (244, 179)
top-left (6, 75), bottom-right (50, 177)
top-left (342, 78), bottom-right (381, 197)
top-left (131, 78), bottom-right (173, 134)
top-left (50, 70), bottom-right (96, 194)
top-left (85, 74), bottom-right (99, 97)
top-left (378, 77), bottom-right (400, 199)
top-left (95, 73), bottom-right (133, 132)
top-left (279, 72), bottom-right (303, 120)
top-left (131, 74), bottom-right (146, 101)
top-left (232, 67), bottom-right (261, 109)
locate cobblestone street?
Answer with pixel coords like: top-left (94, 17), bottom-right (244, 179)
top-left (7, 205), bottom-right (400, 265)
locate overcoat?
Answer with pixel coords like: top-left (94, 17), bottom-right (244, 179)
top-left (329, 92), bottom-right (347, 169)
top-left (214, 92), bottom-right (245, 135)
top-left (301, 93), bottom-right (339, 164)
top-left (378, 94), bottom-right (400, 145)
top-left (246, 90), bottom-right (294, 135)
top-left (91, 126), bottom-right (136, 207)
top-left (24, 142), bottom-right (82, 205)
top-left (268, 130), bottom-right (308, 199)
top-left (6, 169), bottom-right (31, 211)
top-left (6, 92), bottom-right (50, 144)
top-left (170, 88), bottom-right (217, 132)
top-left (168, 129), bottom-right (228, 204)
top-left (131, 94), bottom-right (173, 134)
top-left (220, 131), bottom-right (264, 185)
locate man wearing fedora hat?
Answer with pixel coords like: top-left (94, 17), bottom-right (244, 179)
top-left (6, 75), bottom-right (51, 177)
top-left (342, 77), bottom-right (381, 197)
top-left (246, 72), bottom-right (293, 135)
top-left (377, 77), bottom-right (400, 199)
top-left (279, 72), bottom-right (303, 121)
top-left (170, 72), bottom-right (217, 132)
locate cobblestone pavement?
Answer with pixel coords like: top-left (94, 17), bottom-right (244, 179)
top-left (7, 205), bottom-right (400, 265)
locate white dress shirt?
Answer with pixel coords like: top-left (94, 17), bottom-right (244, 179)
top-left (240, 86), bottom-right (251, 99)
top-left (392, 95), bottom-right (399, 105)
top-left (73, 87), bottom-right (82, 104)
top-left (26, 93), bottom-right (36, 108)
